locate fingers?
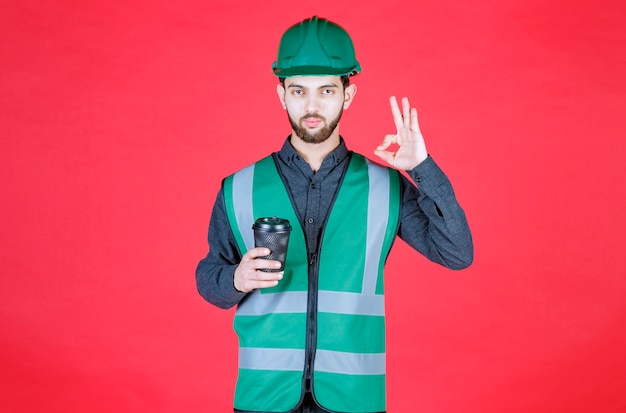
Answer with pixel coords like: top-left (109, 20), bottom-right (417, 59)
top-left (375, 132), bottom-right (398, 166)
top-left (245, 247), bottom-right (283, 272)
top-left (380, 96), bottom-right (427, 170)
top-left (245, 247), bottom-right (272, 261)
top-left (234, 248), bottom-right (284, 293)
top-left (410, 107), bottom-right (421, 134)
top-left (390, 95), bottom-right (417, 129)
top-left (389, 96), bottom-right (404, 131)
top-left (402, 97), bottom-right (411, 129)
top-left (373, 147), bottom-right (396, 166)
top-left (236, 270), bottom-right (284, 293)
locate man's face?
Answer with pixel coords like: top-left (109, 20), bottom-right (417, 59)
top-left (277, 76), bottom-right (357, 144)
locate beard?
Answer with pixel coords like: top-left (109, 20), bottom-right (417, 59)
top-left (288, 109), bottom-right (343, 144)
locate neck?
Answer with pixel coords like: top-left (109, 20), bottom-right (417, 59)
top-left (290, 132), bottom-right (340, 173)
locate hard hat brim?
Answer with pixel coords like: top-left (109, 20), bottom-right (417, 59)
top-left (272, 64), bottom-right (361, 78)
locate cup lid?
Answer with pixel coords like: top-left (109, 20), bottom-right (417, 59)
top-left (253, 217), bottom-right (292, 231)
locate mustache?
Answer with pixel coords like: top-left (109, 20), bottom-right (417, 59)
top-left (301, 114), bottom-right (325, 121)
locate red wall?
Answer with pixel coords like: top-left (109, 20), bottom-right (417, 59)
top-left (2, 1), bottom-right (625, 412)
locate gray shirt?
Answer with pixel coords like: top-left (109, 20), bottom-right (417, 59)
top-left (196, 137), bottom-right (473, 309)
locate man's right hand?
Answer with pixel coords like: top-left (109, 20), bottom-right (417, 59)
top-left (233, 247), bottom-right (283, 293)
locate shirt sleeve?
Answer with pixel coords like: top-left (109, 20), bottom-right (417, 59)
top-left (195, 186), bottom-right (248, 309)
top-left (397, 155), bottom-right (474, 270)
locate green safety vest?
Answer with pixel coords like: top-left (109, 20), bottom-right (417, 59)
top-left (223, 153), bottom-right (400, 412)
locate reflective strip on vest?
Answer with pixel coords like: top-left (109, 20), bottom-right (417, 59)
top-left (237, 290), bottom-right (384, 316)
top-left (315, 349), bottom-right (386, 375)
top-left (239, 347), bottom-right (305, 371)
top-left (362, 160), bottom-right (390, 295)
top-left (239, 347), bottom-right (385, 375)
top-left (230, 163), bottom-right (255, 252)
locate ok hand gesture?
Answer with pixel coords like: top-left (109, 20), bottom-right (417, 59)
top-left (374, 96), bottom-right (428, 170)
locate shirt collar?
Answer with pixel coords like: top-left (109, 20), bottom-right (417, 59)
top-left (277, 136), bottom-right (350, 166)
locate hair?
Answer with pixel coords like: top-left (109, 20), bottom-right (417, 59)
top-left (279, 75), bottom-right (351, 89)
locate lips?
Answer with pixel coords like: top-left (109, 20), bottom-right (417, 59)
top-left (303, 117), bottom-right (323, 128)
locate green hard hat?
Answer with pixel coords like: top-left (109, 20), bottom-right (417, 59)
top-left (272, 16), bottom-right (361, 77)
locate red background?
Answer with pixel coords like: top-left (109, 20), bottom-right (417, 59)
top-left (2, 0), bottom-right (626, 412)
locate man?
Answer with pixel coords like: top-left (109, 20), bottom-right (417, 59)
top-left (196, 16), bottom-right (473, 413)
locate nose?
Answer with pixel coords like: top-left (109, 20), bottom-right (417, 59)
top-left (304, 95), bottom-right (320, 114)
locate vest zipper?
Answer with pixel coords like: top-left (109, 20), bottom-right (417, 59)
top-left (303, 251), bottom-right (319, 393)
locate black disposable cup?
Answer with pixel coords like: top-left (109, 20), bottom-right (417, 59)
top-left (253, 217), bottom-right (291, 272)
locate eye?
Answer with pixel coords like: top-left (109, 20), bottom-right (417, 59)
top-left (292, 89), bottom-right (305, 96)
top-left (321, 88), bottom-right (334, 95)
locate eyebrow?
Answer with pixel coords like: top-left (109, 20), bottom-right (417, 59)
top-left (287, 83), bottom-right (339, 89)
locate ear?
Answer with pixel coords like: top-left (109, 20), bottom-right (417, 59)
top-left (343, 84), bottom-right (357, 109)
top-left (276, 83), bottom-right (286, 109)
